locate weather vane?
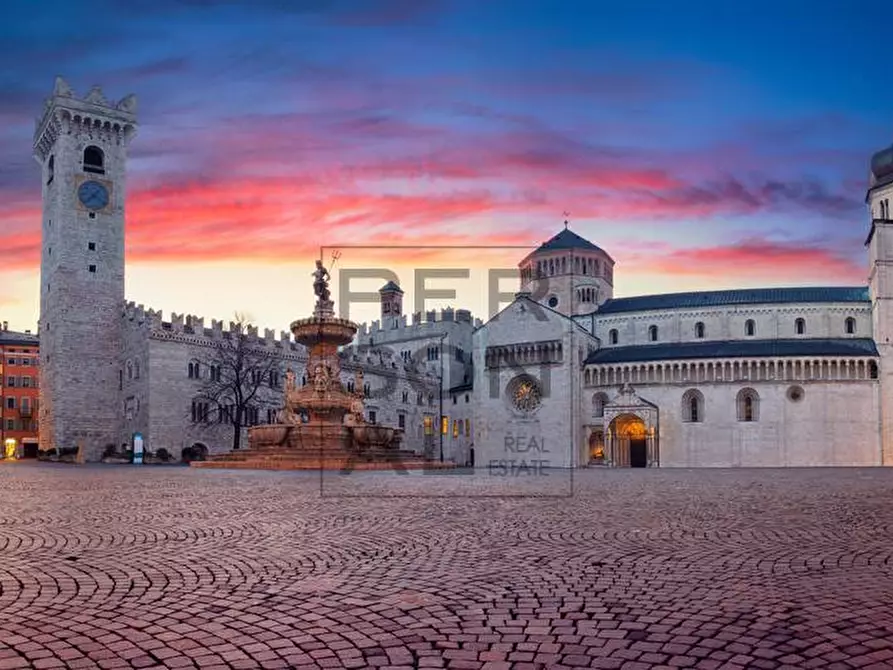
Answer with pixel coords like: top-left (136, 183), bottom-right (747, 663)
top-left (562, 211), bottom-right (571, 228)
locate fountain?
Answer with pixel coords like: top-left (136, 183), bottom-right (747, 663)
top-left (194, 261), bottom-right (450, 471)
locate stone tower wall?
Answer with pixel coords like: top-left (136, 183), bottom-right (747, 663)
top-left (34, 78), bottom-right (137, 458)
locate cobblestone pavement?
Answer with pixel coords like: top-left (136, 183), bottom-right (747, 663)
top-left (2, 465), bottom-right (893, 670)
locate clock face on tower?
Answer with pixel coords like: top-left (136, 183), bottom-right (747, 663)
top-left (78, 180), bottom-right (109, 211)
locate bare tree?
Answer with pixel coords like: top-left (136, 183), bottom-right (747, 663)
top-left (194, 313), bottom-right (283, 452)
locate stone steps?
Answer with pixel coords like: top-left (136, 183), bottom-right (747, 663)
top-left (191, 446), bottom-right (453, 471)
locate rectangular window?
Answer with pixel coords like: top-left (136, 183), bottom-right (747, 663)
top-left (465, 418), bottom-right (470, 436)
top-left (88, 242), bottom-right (96, 250)
top-left (423, 415), bottom-right (433, 435)
top-left (6, 377), bottom-right (15, 387)
top-left (5, 419), bottom-right (13, 430)
top-left (6, 397), bottom-right (14, 409)
top-left (441, 416), bottom-right (448, 435)
top-left (88, 265), bottom-right (96, 273)
top-left (22, 377), bottom-right (30, 388)
top-left (368, 410), bottom-right (377, 424)
top-left (398, 414), bottom-right (405, 429)
top-left (452, 420), bottom-right (459, 438)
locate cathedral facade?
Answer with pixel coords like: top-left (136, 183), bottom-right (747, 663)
top-left (33, 78), bottom-right (893, 468)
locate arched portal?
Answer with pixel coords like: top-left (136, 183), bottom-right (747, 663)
top-left (608, 414), bottom-right (648, 468)
top-left (588, 430), bottom-right (605, 464)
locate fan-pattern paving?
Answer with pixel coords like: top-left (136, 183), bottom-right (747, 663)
top-left (0, 464), bottom-right (892, 669)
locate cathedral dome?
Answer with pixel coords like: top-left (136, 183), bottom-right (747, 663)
top-left (536, 227), bottom-right (605, 254)
top-left (871, 145), bottom-right (893, 184)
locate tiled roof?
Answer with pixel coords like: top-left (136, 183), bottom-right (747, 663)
top-left (380, 281), bottom-right (403, 293)
top-left (586, 338), bottom-right (878, 365)
top-left (595, 286), bottom-right (869, 315)
top-left (0, 330), bottom-right (38, 346)
top-left (537, 228), bottom-right (605, 253)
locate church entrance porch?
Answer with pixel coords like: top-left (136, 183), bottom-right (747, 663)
top-left (601, 385), bottom-right (660, 468)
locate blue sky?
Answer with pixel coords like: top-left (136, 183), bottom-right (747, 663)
top-left (0, 0), bottom-right (891, 327)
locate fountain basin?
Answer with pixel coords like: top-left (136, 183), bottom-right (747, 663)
top-left (351, 424), bottom-right (403, 450)
top-left (249, 424), bottom-right (290, 448)
top-left (290, 317), bottom-right (357, 347)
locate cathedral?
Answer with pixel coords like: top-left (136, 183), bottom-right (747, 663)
top-left (33, 77), bottom-right (893, 467)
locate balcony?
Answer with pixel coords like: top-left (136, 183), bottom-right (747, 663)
top-left (19, 407), bottom-right (32, 418)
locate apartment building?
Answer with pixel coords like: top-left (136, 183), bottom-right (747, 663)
top-left (0, 324), bottom-right (39, 458)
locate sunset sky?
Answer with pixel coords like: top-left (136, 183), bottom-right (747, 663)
top-left (2, 0), bottom-right (892, 330)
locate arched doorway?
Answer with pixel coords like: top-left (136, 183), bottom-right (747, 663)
top-left (588, 430), bottom-right (605, 464)
top-left (609, 414), bottom-right (648, 468)
top-left (181, 442), bottom-right (209, 463)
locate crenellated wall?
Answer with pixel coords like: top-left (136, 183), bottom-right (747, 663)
top-left (119, 300), bottom-right (443, 460)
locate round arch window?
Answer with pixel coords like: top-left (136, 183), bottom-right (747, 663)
top-left (787, 385), bottom-right (804, 402)
top-left (547, 295), bottom-right (559, 308)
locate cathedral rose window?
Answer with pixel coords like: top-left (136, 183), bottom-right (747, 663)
top-left (508, 375), bottom-right (542, 413)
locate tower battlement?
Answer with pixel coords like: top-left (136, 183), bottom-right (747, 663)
top-left (34, 77), bottom-right (137, 162)
top-left (357, 308), bottom-right (482, 337)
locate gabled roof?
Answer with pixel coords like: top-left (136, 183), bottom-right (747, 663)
top-left (586, 338), bottom-right (878, 365)
top-left (474, 293), bottom-right (595, 338)
top-left (594, 286), bottom-right (869, 315)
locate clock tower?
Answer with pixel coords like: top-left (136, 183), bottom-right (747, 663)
top-left (33, 77), bottom-right (137, 459)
